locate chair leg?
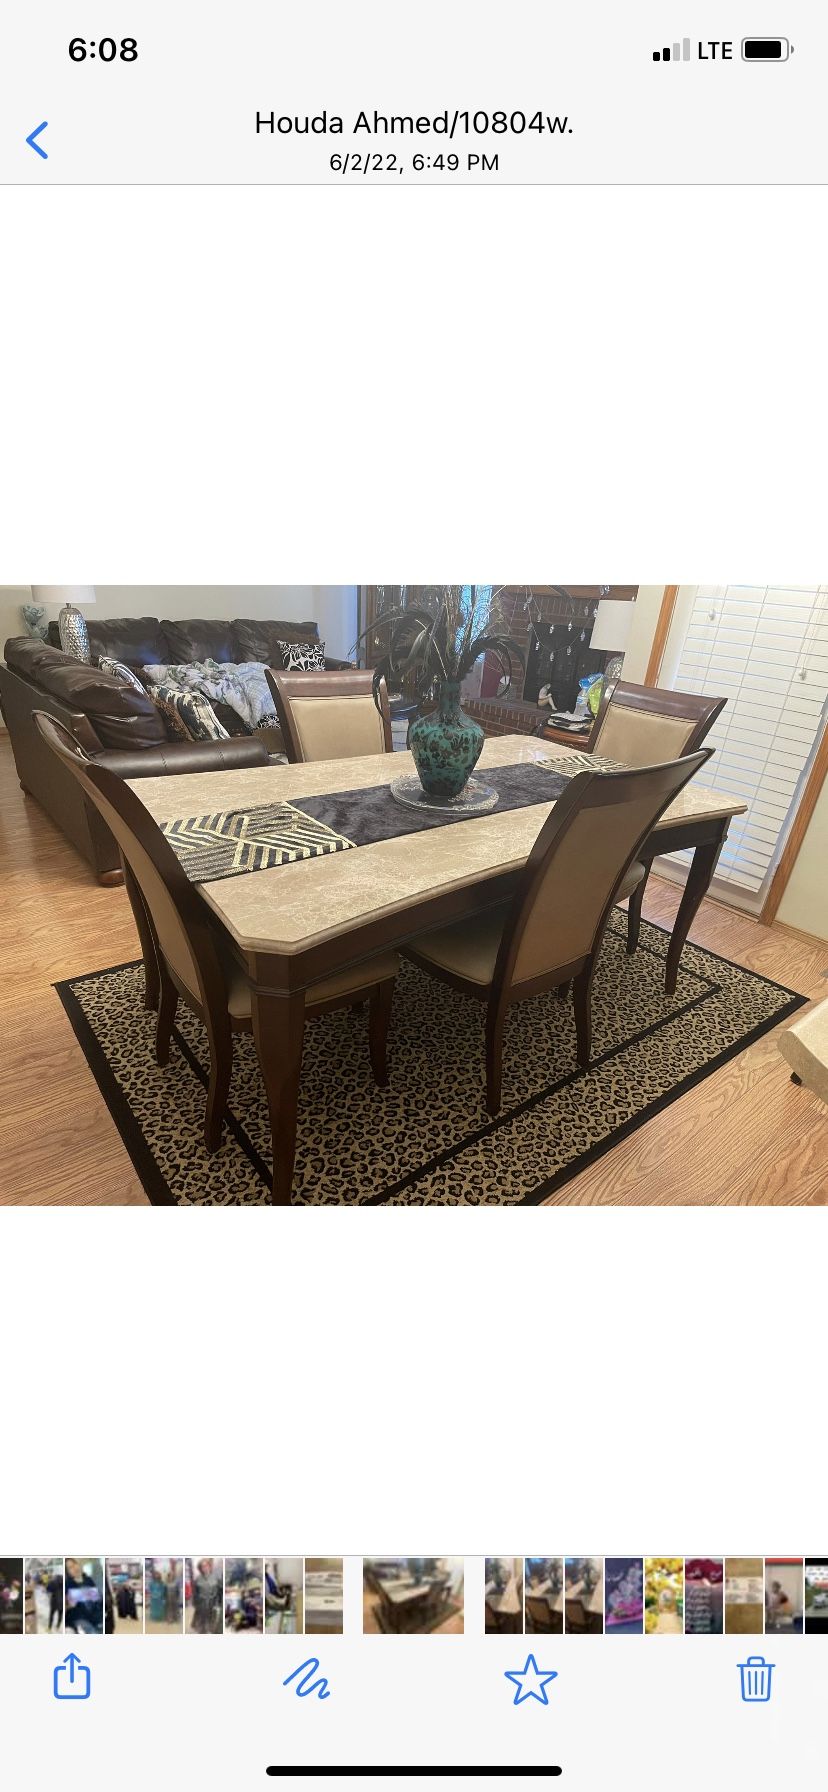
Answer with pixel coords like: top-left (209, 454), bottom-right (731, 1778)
top-left (485, 1004), bottom-right (507, 1117)
top-left (368, 979), bottom-right (394, 1087)
top-left (790, 1072), bottom-right (802, 1086)
top-left (204, 1021), bottom-right (233, 1153)
top-left (556, 981), bottom-right (571, 1001)
top-left (155, 970), bottom-right (178, 1066)
top-left (573, 969), bottom-right (593, 1069)
top-left (626, 860), bottom-right (652, 955)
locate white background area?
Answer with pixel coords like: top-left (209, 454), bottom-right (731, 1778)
top-left (0, 166), bottom-right (826, 1789)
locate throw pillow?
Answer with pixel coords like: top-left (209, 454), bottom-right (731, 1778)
top-left (147, 682), bottom-right (230, 743)
top-left (98, 655), bottom-right (147, 695)
top-left (278, 639), bottom-right (325, 672)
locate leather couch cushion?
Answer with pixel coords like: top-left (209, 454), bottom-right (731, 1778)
top-left (5, 636), bottom-right (82, 683)
top-left (162, 617), bottom-right (237, 664)
top-left (232, 617), bottom-right (321, 664)
top-left (28, 645), bottom-right (167, 749)
top-left (87, 617), bottom-right (172, 665)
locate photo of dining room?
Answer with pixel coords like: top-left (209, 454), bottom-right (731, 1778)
top-left (765, 1559), bottom-right (804, 1634)
top-left (8, 582), bottom-right (826, 1214)
top-left (144, 1557), bottom-right (183, 1635)
top-left (0, 1559), bottom-right (24, 1635)
top-left (564, 1558), bottom-right (603, 1634)
top-left (64, 1557), bottom-right (104, 1635)
top-left (363, 1559), bottom-right (464, 1635)
top-left (484, 1559), bottom-right (523, 1633)
top-left (305, 1559), bottom-right (344, 1635)
top-left (604, 1558), bottom-right (644, 1635)
top-left (185, 1557), bottom-right (223, 1634)
top-left (265, 1559), bottom-right (303, 1634)
top-left (24, 1558), bottom-right (63, 1634)
top-left (724, 1557), bottom-right (765, 1635)
top-left (524, 1558), bottom-right (564, 1633)
top-left (684, 1558), bottom-right (724, 1634)
top-left (105, 1559), bottom-right (143, 1634)
top-left (644, 1559), bottom-right (683, 1634)
top-left (224, 1558), bottom-right (263, 1634)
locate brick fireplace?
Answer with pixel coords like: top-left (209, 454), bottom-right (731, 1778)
top-left (468, 585), bottom-right (637, 737)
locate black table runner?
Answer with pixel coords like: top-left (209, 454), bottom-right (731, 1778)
top-left (160, 758), bottom-right (584, 883)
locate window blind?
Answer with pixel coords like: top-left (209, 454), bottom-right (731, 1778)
top-left (669, 584), bottom-right (828, 902)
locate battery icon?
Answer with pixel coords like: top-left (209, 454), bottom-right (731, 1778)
top-left (741, 37), bottom-right (790, 60)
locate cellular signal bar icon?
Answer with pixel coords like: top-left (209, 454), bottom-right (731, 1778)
top-left (653, 38), bottom-right (692, 61)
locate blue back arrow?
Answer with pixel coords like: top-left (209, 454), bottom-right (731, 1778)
top-left (27, 121), bottom-right (49, 159)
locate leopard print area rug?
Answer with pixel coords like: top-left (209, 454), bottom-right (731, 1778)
top-left (54, 919), bottom-right (805, 1207)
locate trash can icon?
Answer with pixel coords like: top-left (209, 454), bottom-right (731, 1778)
top-left (739, 1655), bottom-right (775, 1702)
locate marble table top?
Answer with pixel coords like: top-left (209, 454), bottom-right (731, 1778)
top-left (130, 735), bottom-right (747, 958)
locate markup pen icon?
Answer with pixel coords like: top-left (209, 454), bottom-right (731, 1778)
top-left (53, 1653), bottom-right (92, 1701)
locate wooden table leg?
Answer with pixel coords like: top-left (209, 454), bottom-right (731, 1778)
top-left (664, 830), bottom-right (726, 994)
top-left (250, 987), bottom-right (306, 1204)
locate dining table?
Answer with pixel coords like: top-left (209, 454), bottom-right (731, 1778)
top-left (376, 1575), bottom-right (438, 1632)
top-left (130, 734), bottom-right (747, 1202)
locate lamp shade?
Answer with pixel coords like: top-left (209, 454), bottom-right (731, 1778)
top-left (590, 598), bottom-right (633, 652)
top-left (31, 585), bottom-right (96, 607)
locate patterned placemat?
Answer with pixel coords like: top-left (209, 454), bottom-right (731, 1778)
top-left (160, 801), bottom-right (355, 883)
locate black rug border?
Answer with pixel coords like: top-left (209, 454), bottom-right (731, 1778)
top-left (55, 967), bottom-right (178, 1208)
top-left (52, 925), bottom-right (809, 1209)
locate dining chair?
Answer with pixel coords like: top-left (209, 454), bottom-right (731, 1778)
top-left (586, 681), bottom-right (726, 952)
top-left (403, 750), bottom-right (711, 1115)
top-left (565, 1598), bottom-right (588, 1635)
top-left (31, 711), bottom-right (275, 1014)
top-left (34, 710), bottom-right (398, 1161)
top-left (265, 668), bottom-right (393, 763)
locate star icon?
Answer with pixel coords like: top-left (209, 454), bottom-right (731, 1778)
top-left (504, 1653), bottom-right (559, 1706)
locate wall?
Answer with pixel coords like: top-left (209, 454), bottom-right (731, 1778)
top-left (775, 775), bottom-right (828, 937)
top-left (0, 585), bottom-right (359, 665)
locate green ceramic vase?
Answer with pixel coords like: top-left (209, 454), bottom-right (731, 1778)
top-left (409, 680), bottom-right (485, 801)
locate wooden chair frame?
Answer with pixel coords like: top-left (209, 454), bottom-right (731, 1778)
top-left (405, 750), bottom-right (711, 1116)
top-left (586, 681), bottom-right (726, 952)
top-left (34, 711), bottom-right (395, 1167)
top-left (586, 679), bottom-right (726, 757)
top-left (265, 668), bottom-right (393, 763)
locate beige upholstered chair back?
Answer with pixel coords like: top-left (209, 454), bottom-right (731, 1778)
top-left (266, 669), bottom-right (392, 763)
top-left (591, 700), bottom-right (699, 765)
top-left (83, 778), bottom-right (201, 999)
top-left (33, 709), bottom-right (202, 1001)
top-left (509, 752), bottom-right (709, 984)
top-left (589, 680), bottom-right (726, 766)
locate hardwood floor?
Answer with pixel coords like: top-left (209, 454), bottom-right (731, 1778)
top-left (1, 733), bottom-right (826, 1207)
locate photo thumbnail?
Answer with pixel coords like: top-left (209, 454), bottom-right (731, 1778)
top-left (363, 1559), bottom-right (463, 1634)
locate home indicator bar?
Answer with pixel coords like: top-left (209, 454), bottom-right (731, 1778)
top-left (265, 1771), bottom-right (563, 1781)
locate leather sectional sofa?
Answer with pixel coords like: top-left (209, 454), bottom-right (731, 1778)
top-left (0, 613), bottom-right (350, 881)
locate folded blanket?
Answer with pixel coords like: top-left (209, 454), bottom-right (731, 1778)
top-left (143, 660), bottom-right (277, 732)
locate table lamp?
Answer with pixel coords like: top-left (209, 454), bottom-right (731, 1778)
top-left (589, 597), bottom-right (633, 685)
top-left (31, 585), bottom-right (96, 660)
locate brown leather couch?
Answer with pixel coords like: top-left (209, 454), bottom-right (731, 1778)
top-left (1, 614), bottom-right (350, 881)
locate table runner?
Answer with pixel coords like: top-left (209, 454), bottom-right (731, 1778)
top-left (159, 754), bottom-right (616, 884)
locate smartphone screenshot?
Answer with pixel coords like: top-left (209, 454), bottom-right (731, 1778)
top-left (0, 4), bottom-right (825, 1789)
